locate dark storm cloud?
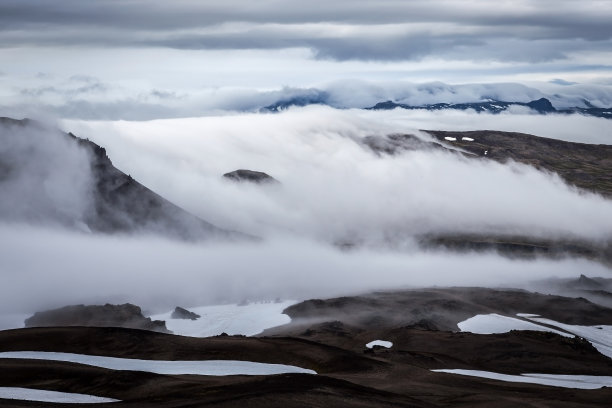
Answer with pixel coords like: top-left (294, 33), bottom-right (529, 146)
top-left (1, 1), bottom-right (611, 33)
top-left (0, 0), bottom-right (610, 62)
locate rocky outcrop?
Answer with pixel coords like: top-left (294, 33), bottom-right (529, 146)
top-left (280, 287), bottom-right (612, 333)
top-left (223, 169), bottom-right (279, 184)
top-left (171, 306), bottom-right (201, 320)
top-left (70, 133), bottom-right (238, 240)
top-left (24, 303), bottom-right (170, 333)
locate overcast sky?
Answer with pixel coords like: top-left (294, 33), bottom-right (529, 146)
top-left (1, 0), bottom-right (611, 119)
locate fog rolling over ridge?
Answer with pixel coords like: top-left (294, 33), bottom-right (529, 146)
top-left (65, 107), bottom-right (612, 243)
top-left (0, 117), bottom-right (236, 240)
top-left (1, 109), bottom-right (611, 312)
top-left (0, 118), bottom-right (94, 228)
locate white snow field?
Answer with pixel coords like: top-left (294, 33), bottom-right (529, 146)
top-left (365, 340), bottom-right (393, 349)
top-left (458, 313), bottom-right (612, 358)
top-left (149, 300), bottom-right (297, 337)
top-left (0, 387), bottom-right (119, 403)
top-left (432, 369), bottom-right (612, 389)
top-left (0, 351), bottom-right (316, 376)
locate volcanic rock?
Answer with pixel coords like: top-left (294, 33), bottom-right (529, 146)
top-left (424, 129), bottom-right (612, 197)
top-left (277, 287), bottom-right (612, 334)
top-left (575, 274), bottom-right (605, 290)
top-left (171, 306), bottom-right (201, 320)
top-left (223, 169), bottom-right (279, 184)
top-left (24, 303), bottom-right (170, 333)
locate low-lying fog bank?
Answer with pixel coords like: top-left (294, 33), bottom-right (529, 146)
top-left (1, 224), bottom-right (609, 314)
top-left (1, 108), bottom-right (610, 317)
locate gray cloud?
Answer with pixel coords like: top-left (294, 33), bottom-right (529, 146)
top-left (1, 1), bottom-right (610, 32)
top-left (19, 82), bottom-right (108, 98)
top-left (0, 1), bottom-right (611, 63)
top-left (1, 225), bottom-right (609, 314)
top-left (0, 120), bottom-right (93, 228)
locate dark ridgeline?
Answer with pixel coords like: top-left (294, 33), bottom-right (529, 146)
top-left (0, 117), bottom-right (244, 241)
top-left (24, 303), bottom-right (169, 333)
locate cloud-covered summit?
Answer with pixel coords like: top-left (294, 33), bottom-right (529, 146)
top-left (5, 78), bottom-right (612, 120)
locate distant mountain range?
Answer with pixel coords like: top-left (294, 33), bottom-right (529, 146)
top-left (367, 98), bottom-right (612, 118)
top-left (263, 96), bottom-right (612, 119)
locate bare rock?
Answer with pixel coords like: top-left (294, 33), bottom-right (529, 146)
top-left (171, 306), bottom-right (201, 320)
top-left (24, 303), bottom-right (170, 333)
top-left (223, 169), bottom-right (279, 184)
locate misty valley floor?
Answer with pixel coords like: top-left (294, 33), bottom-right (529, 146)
top-left (2, 287), bottom-right (612, 407)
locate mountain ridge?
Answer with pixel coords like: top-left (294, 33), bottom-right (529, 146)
top-left (0, 117), bottom-right (243, 241)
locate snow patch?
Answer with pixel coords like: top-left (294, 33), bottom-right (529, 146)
top-left (0, 351), bottom-right (316, 376)
top-left (0, 387), bottom-right (119, 403)
top-left (461, 137), bottom-right (474, 141)
top-left (149, 300), bottom-right (297, 337)
top-left (459, 313), bottom-right (612, 359)
top-left (525, 317), bottom-right (612, 359)
top-left (457, 314), bottom-right (571, 337)
top-left (444, 137), bottom-right (457, 141)
top-left (366, 340), bottom-right (393, 349)
top-left (432, 369), bottom-right (612, 389)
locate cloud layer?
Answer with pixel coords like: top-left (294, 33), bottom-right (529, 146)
top-left (1, 108), bottom-right (611, 314)
top-left (5, 79), bottom-right (612, 121)
top-left (1, 1), bottom-right (611, 63)
top-left (2, 224), bottom-right (610, 313)
top-left (64, 107), bottom-right (612, 243)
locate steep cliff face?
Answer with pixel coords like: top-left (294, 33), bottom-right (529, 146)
top-left (0, 117), bottom-right (241, 241)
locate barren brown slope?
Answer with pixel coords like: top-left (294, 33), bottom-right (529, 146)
top-left (425, 130), bottom-right (612, 197)
top-left (274, 287), bottom-right (612, 334)
top-left (2, 322), bottom-right (612, 407)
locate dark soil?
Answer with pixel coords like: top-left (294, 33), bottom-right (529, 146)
top-left (24, 304), bottom-right (169, 333)
top-left (424, 130), bottom-right (612, 197)
top-left (2, 288), bottom-right (612, 407)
